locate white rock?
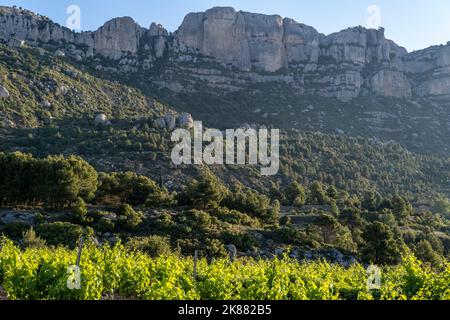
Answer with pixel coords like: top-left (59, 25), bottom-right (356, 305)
top-left (55, 49), bottom-right (66, 57)
top-left (177, 113), bottom-right (194, 129)
top-left (2, 119), bottom-right (15, 128)
top-left (95, 113), bottom-right (110, 125)
top-left (0, 85), bottom-right (10, 98)
top-left (153, 118), bottom-right (167, 129)
top-left (164, 113), bottom-right (177, 130)
top-left (59, 86), bottom-right (68, 96)
top-left (41, 100), bottom-right (52, 108)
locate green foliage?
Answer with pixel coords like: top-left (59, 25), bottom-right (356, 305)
top-left (432, 198), bottom-right (450, 218)
top-left (35, 222), bottom-right (88, 248)
top-left (97, 172), bottom-right (172, 207)
top-left (117, 204), bottom-right (143, 230)
top-left (72, 197), bottom-right (88, 222)
top-left (392, 195), bottom-right (413, 220)
top-left (0, 44), bottom-right (161, 127)
top-left (0, 240), bottom-right (449, 300)
top-left (362, 222), bottom-right (403, 265)
top-left (21, 227), bottom-right (46, 249)
top-left (127, 236), bottom-right (172, 257)
top-left (414, 240), bottom-right (443, 267)
top-left (284, 181), bottom-right (307, 207)
top-left (315, 214), bottom-right (357, 252)
top-left (1, 222), bottom-right (30, 240)
top-left (211, 207), bottom-right (259, 227)
top-left (309, 181), bottom-right (330, 205)
top-left (182, 171), bottom-right (228, 210)
top-left (221, 184), bottom-right (277, 224)
top-left (0, 152), bottom-right (98, 208)
top-left (182, 210), bottom-right (213, 232)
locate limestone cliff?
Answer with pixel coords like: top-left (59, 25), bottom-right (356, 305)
top-left (1, 5), bottom-right (450, 100)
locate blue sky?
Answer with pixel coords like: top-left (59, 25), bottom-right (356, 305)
top-left (3, 0), bottom-right (450, 52)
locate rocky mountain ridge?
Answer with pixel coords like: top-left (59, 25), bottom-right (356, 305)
top-left (1, 6), bottom-right (450, 101)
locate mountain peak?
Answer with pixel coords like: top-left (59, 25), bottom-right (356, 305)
top-left (0, 5), bottom-right (449, 99)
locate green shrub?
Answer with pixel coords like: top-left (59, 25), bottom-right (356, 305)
top-left (22, 227), bottom-right (46, 249)
top-left (117, 204), bottom-right (143, 230)
top-left (35, 222), bottom-right (87, 248)
top-left (1, 222), bottom-right (30, 240)
top-left (127, 235), bottom-right (172, 257)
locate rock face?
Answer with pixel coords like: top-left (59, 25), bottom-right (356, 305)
top-left (1, 5), bottom-right (450, 100)
top-left (176, 7), bottom-right (322, 72)
top-left (403, 45), bottom-right (450, 97)
top-left (94, 17), bottom-right (144, 59)
top-left (369, 70), bottom-right (412, 98)
top-left (0, 7), bottom-right (143, 60)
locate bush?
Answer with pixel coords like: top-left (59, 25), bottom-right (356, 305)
top-left (117, 204), bottom-right (143, 230)
top-left (96, 172), bottom-right (165, 206)
top-left (88, 211), bottom-right (117, 232)
top-left (1, 222), bottom-right (30, 240)
top-left (221, 231), bottom-right (258, 251)
top-left (212, 207), bottom-right (259, 227)
top-left (94, 218), bottom-right (115, 233)
top-left (22, 227), bottom-right (46, 249)
top-left (35, 222), bottom-right (88, 248)
top-left (72, 197), bottom-right (88, 222)
top-left (127, 236), bottom-right (172, 257)
top-left (182, 210), bottom-right (212, 231)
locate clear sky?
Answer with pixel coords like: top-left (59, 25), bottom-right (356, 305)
top-left (2, 0), bottom-right (450, 52)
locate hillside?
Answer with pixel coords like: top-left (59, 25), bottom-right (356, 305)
top-left (0, 44), bottom-right (170, 128)
top-left (0, 5), bottom-right (449, 272)
top-left (1, 6), bottom-right (449, 156)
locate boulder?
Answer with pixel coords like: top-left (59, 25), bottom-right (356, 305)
top-left (41, 100), bottom-right (52, 108)
top-left (225, 244), bottom-right (237, 261)
top-left (164, 113), bottom-right (177, 130)
top-left (54, 49), bottom-right (66, 57)
top-left (153, 117), bottom-right (167, 129)
top-left (59, 86), bottom-right (68, 96)
top-left (94, 113), bottom-right (110, 125)
top-left (0, 85), bottom-right (10, 98)
top-left (274, 248), bottom-right (284, 256)
top-left (177, 113), bottom-right (194, 129)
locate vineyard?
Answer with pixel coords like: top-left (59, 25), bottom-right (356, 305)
top-left (0, 238), bottom-right (449, 300)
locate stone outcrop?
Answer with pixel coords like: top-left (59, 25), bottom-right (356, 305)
top-left (368, 70), bottom-right (412, 98)
top-left (93, 17), bottom-right (145, 59)
top-left (0, 7), bottom-right (143, 59)
top-left (319, 27), bottom-right (407, 65)
top-left (403, 44), bottom-right (450, 97)
top-left (1, 5), bottom-right (450, 100)
top-left (177, 113), bottom-right (194, 129)
top-left (175, 7), bottom-right (323, 72)
top-left (153, 113), bottom-right (194, 130)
